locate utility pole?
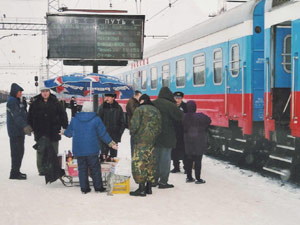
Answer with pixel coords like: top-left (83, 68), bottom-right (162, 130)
top-left (47, 0), bottom-right (63, 80)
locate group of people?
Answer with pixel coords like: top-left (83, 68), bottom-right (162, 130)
top-left (128, 87), bottom-right (212, 197)
top-left (6, 82), bottom-right (211, 196)
top-left (6, 84), bottom-right (68, 180)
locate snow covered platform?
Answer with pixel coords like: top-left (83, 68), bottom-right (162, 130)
top-left (0, 103), bottom-right (300, 225)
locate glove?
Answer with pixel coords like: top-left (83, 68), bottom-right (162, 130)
top-left (24, 125), bottom-right (32, 136)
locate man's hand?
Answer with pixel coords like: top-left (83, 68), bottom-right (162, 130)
top-left (111, 144), bottom-right (118, 150)
top-left (23, 125), bottom-right (32, 136)
top-left (59, 129), bottom-right (65, 136)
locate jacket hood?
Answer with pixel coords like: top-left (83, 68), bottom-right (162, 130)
top-left (158, 87), bottom-right (176, 103)
top-left (139, 94), bottom-right (153, 106)
top-left (9, 83), bottom-right (24, 98)
top-left (186, 100), bottom-right (197, 113)
top-left (75, 112), bottom-right (97, 122)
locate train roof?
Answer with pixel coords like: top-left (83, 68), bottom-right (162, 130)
top-left (265, 0), bottom-right (297, 12)
top-left (144, 0), bottom-right (261, 59)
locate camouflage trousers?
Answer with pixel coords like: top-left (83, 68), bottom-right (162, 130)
top-left (132, 143), bottom-right (156, 184)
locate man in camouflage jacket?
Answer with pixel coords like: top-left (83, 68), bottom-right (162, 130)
top-left (129, 94), bottom-right (161, 196)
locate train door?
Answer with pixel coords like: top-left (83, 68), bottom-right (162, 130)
top-left (270, 23), bottom-right (291, 130)
top-left (133, 71), bottom-right (140, 90)
top-left (291, 19), bottom-right (300, 137)
top-left (226, 41), bottom-right (242, 118)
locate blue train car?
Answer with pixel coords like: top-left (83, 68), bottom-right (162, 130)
top-left (263, 0), bottom-right (300, 180)
top-left (104, 0), bottom-right (300, 181)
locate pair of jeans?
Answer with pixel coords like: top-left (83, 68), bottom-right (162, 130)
top-left (77, 154), bottom-right (103, 192)
top-left (36, 136), bottom-right (58, 174)
top-left (9, 136), bottom-right (25, 176)
top-left (185, 154), bottom-right (203, 181)
top-left (154, 147), bottom-right (172, 185)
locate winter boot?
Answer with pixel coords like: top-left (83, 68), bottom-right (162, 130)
top-left (186, 177), bottom-right (195, 183)
top-left (170, 167), bottom-right (180, 173)
top-left (145, 182), bottom-right (152, 194)
top-left (195, 179), bottom-right (206, 184)
top-left (130, 184), bottom-right (146, 197)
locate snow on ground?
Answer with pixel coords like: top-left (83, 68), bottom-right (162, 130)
top-left (0, 103), bottom-right (300, 225)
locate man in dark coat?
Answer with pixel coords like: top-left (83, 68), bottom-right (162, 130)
top-left (22, 96), bottom-right (28, 112)
top-left (126, 90), bottom-right (142, 156)
top-left (171, 91), bottom-right (187, 173)
top-left (28, 85), bottom-right (68, 175)
top-left (97, 92), bottom-right (125, 160)
top-left (183, 100), bottom-right (211, 184)
top-left (152, 87), bottom-right (184, 188)
top-left (7, 83), bottom-right (32, 179)
top-left (70, 96), bottom-right (78, 117)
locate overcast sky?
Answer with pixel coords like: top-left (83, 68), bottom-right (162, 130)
top-left (0, 0), bottom-right (241, 93)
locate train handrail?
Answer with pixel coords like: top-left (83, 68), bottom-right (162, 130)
top-left (292, 54), bottom-right (298, 119)
top-left (242, 63), bottom-right (246, 116)
top-left (266, 58), bottom-right (269, 118)
top-left (225, 65), bottom-right (228, 116)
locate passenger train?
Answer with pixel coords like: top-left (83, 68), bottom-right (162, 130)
top-left (102, 0), bottom-right (300, 182)
top-left (0, 90), bottom-right (8, 103)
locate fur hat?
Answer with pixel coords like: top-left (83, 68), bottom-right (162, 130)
top-left (40, 84), bottom-right (50, 92)
top-left (82, 101), bottom-right (93, 112)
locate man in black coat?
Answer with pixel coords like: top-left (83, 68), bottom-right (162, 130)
top-left (70, 96), bottom-right (78, 117)
top-left (28, 86), bottom-right (68, 175)
top-left (97, 93), bottom-right (125, 160)
top-left (6, 83), bottom-right (32, 179)
top-left (152, 87), bottom-right (184, 188)
top-left (126, 90), bottom-right (142, 156)
top-left (171, 91), bottom-right (187, 173)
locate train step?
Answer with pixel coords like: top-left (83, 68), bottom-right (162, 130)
top-left (262, 166), bottom-right (291, 181)
top-left (276, 144), bottom-right (295, 151)
top-left (227, 147), bottom-right (244, 154)
top-left (269, 154), bottom-right (293, 163)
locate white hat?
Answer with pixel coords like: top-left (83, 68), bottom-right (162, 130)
top-left (82, 101), bottom-right (93, 112)
top-left (40, 84), bottom-right (50, 92)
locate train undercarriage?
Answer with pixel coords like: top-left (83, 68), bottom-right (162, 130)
top-left (207, 120), bottom-right (300, 183)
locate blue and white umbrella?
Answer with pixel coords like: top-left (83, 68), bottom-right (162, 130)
top-left (44, 73), bottom-right (134, 100)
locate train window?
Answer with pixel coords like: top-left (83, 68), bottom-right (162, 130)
top-left (162, 64), bottom-right (170, 88)
top-left (133, 72), bottom-right (139, 90)
top-left (176, 59), bottom-right (186, 87)
top-left (150, 67), bottom-right (158, 89)
top-left (230, 44), bottom-right (240, 77)
top-left (126, 74), bottom-right (131, 85)
top-left (193, 53), bottom-right (205, 86)
top-left (213, 49), bottom-right (223, 85)
top-left (282, 35), bottom-right (291, 73)
top-left (141, 70), bottom-right (147, 90)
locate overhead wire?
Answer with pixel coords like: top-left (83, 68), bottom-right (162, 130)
top-left (74, 0), bottom-right (81, 8)
top-left (146, 0), bottom-right (181, 22)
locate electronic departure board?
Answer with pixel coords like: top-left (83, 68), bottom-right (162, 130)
top-left (47, 14), bottom-right (145, 60)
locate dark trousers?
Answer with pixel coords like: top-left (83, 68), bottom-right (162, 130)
top-left (172, 156), bottom-right (187, 171)
top-left (154, 147), bottom-right (172, 184)
top-left (10, 136), bottom-right (25, 176)
top-left (36, 136), bottom-right (58, 174)
top-left (77, 155), bottom-right (103, 192)
top-left (130, 136), bottom-right (134, 157)
top-left (185, 154), bottom-right (203, 181)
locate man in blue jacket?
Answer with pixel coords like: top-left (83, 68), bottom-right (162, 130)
top-left (63, 101), bottom-right (118, 194)
top-left (6, 83), bottom-right (32, 180)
